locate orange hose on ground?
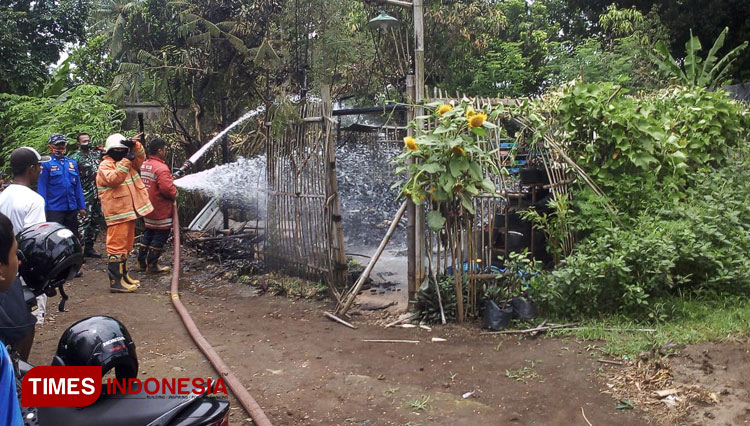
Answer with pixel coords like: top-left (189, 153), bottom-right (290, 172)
top-left (170, 205), bottom-right (273, 426)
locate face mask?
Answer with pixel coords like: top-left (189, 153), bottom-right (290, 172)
top-left (50, 146), bottom-right (66, 159)
top-left (109, 151), bottom-right (126, 161)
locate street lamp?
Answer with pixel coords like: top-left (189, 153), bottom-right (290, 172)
top-left (367, 11), bottom-right (400, 31)
top-left (368, 0), bottom-right (425, 303)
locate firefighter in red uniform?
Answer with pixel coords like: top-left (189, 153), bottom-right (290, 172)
top-left (137, 139), bottom-right (177, 273)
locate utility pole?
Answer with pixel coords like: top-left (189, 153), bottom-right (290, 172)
top-left (378, 0), bottom-right (425, 305)
top-left (411, 0), bottom-right (425, 303)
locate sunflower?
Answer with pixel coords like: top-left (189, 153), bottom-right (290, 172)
top-left (404, 136), bottom-right (418, 151)
top-left (465, 108), bottom-right (476, 119)
top-left (437, 104), bottom-right (453, 115)
top-left (468, 113), bottom-right (487, 128)
top-left (451, 145), bottom-right (466, 156)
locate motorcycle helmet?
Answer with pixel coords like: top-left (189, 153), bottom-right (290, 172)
top-left (17, 222), bottom-right (83, 296)
top-left (52, 316), bottom-right (139, 380)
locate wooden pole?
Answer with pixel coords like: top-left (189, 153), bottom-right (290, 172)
top-left (322, 85), bottom-right (348, 294)
top-left (323, 311), bottom-right (357, 329)
top-left (412, 0), bottom-right (426, 305)
top-left (337, 201), bottom-right (408, 316)
top-left (426, 230), bottom-right (446, 324)
top-left (406, 75), bottom-right (417, 305)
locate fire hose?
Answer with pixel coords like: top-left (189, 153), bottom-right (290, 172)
top-left (170, 204), bottom-right (273, 426)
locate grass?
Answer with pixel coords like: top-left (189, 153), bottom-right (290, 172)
top-left (405, 395), bottom-right (431, 411)
top-left (249, 274), bottom-right (328, 299)
top-left (504, 360), bottom-right (542, 383)
top-left (384, 386), bottom-right (399, 396)
top-left (551, 294), bottom-right (750, 357)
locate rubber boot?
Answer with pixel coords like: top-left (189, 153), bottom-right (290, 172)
top-left (108, 255), bottom-right (138, 293)
top-left (136, 244), bottom-right (149, 271)
top-left (84, 243), bottom-right (102, 258)
top-left (147, 247), bottom-right (171, 274)
top-left (122, 255), bottom-right (141, 287)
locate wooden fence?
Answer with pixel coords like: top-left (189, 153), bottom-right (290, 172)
top-left (264, 87), bottom-right (348, 298)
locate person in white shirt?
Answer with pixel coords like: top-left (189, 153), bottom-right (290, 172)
top-left (0, 147), bottom-right (50, 327)
top-left (0, 147), bottom-right (47, 234)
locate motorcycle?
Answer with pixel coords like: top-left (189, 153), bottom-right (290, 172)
top-left (11, 223), bottom-right (231, 426)
top-left (13, 316), bottom-right (230, 426)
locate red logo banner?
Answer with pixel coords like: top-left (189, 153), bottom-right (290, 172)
top-left (21, 366), bottom-right (102, 407)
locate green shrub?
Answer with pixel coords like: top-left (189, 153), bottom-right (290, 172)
top-left (534, 162), bottom-right (750, 319)
top-left (415, 275), bottom-right (459, 324)
top-left (523, 82), bottom-right (750, 224)
top-left (0, 85), bottom-right (124, 169)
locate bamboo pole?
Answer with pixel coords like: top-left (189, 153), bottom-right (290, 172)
top-left (448, 215), bottom-right (464, 323)
top-left (337, 201), bottom-right (408, 316)
top-left (322, 86), bottom-right (348, 292)
top-left (426, 231), bottom-right (446, 324)
top-left (323, 311), bottom-right (357, 329)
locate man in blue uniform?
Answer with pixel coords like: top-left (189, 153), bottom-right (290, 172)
top-left (37, 134), bottom-right (87, 242)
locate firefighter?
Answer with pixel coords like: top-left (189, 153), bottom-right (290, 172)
top-left (96, 133), bottom-right (153, 293)
top-left (137, 138), bottom-right (177, 273)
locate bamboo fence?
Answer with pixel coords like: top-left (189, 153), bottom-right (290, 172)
top-left (264, 89), bottom-right (348, 297)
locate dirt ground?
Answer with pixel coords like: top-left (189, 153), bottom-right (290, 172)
top-left (28, 243), bottom-right (749, 425)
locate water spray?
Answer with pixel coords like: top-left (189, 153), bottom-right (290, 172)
top-left (172, 105), bottom-right (266, 178)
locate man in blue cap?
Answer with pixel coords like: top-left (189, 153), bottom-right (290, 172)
top-left (37, 134), bottom-right (87, 245)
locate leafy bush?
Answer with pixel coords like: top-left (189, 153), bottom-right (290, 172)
top-left (534, 162), bottom-right (750, 319)
top-left (0, 84), bottom-right (124, 169)
top-left (523, 82), bottom-right (750, 223)
top-left (415, 275), bottom-right (460, 324)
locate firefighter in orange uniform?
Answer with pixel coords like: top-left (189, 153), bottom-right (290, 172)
top-left (96, 133), bottom-right (153, 293)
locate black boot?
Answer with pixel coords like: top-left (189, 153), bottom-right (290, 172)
top-left (122, 255), bottom-right (141, 287)
top-left (108, 255), bottom-right (138, 293)
top-left (84, 243), bottom-right (102, 258)
top-left (147, 247), bottom-right (171, 273)
top-left (136, 243), bottom-right (149, 271)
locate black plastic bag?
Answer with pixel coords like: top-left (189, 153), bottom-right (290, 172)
top-left (511, 297), bottom-right (537, 321)
top-left (482, 300), bottom-right (514, 330)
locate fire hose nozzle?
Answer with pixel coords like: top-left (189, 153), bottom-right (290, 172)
top-left (173, 160), bottom-right (193, 178)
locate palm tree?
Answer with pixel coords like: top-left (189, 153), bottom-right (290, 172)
top-left (91, 0), bottom-right (145, 59)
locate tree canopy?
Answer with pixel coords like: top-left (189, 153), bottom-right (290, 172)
top-left (2, 0), bottom-right (749, 113)
top-left (0, 0), bottom-right (90, 94)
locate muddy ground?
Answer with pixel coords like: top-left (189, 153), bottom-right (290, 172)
top-left (28, 243), bottom-right (749, 425)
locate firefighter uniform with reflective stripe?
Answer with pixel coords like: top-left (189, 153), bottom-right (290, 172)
top-left (138, 155), bottom-right (177, 273)
top-left (141, 156), bottom-right (177, 230)
top-left (96, 141), bottom-right (153, 255)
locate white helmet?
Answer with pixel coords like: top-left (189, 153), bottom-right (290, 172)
top-left (105, 133), bottom-right (129, 152)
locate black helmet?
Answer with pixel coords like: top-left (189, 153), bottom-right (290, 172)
top-left (17, 222), bottom-right (83, 296)
top-left (52, 316), bottom-right (139, 380)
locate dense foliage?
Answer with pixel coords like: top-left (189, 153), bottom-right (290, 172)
top-left (0, 85), bottom-right (124, 167)
top-left (520, 81), bottom-right (750, 320)
top-left (533, 162), bottom-right (750, 319)
top-left (566, 0), bottom-right (750, 82)
top-left (0, 0), bottom-right (89, 94)
top-left (523, 82), bottom-right (749, 221)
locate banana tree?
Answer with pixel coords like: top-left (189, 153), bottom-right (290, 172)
top-left (651, 27), bottom-right (748, 89)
